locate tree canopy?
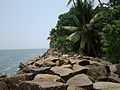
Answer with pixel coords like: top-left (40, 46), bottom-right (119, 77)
top-left (49, 0), bottom-right (120, 63)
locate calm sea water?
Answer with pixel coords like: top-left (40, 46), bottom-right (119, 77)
top-left (0, 49), bottom-right (47, 75)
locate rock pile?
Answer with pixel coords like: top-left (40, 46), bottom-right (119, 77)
top-left (1, 49), bottom-right (120, 90)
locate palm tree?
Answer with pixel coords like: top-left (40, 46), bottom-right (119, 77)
top-left (67, 0), bottom-right (105, 7)
top-left (61, 0), bottom-right (102, 57)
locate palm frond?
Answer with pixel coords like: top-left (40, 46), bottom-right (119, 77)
top-left (67, 0), bottom-right (73, 6)
top-left (62, 26), bottom-right (80, 31)
top-left (89, 13), bottom-right (99, 24)
top-left (72, 15), bottom-right (80, 26)
top-left (67, 32), bottom-right (80, 43)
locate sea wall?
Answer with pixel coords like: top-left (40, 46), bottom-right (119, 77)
top-left (1, 49), bottom-right (120, 90)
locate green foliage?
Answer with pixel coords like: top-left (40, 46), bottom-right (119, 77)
top-left (49, 0), bottom-right (120, 63)
top-left (110, 0), bottom-right (120, 6)
top-left (90, 5), bottom-right (120, 63)
top-left (49, 7), bottom-right (81, 52)
top-left (49, 28), bottom-right (75, 52)
top-left (50, 0), bottom-right (102, 57)
top-left (101, 6), bottom-right (120, 63)
top-left (103, 22), bottom-right (120, 63)
top-left (57, 8), bottom-right (78, 27)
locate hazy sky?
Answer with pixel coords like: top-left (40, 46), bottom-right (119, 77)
top-left (0, 0), bottom-right (108, 49)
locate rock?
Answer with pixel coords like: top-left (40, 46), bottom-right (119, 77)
top-left (97, 76), bottom-right (109, 81)
top-left (72, 64), bottom-right (89, 73)
top-left (50, 66), bottom-right (73, 80)
top-left (78, 59), bottom-right (90, 66)
top-left (0, 81), bottom-right (8, 90)
top-left (108, 64), bottom-right (120, 77)
top-left (60, 64), bottom-right (72, 69)
top-left (56, 60), bottom-right (60, 66)
top-left (109, 65), bottom-right (117, 73)
top-left (25, 59), bottom-right (36, 65)
top-left (89, 60), bottom-right (103, 65)
top-left (67, 86), bottom-right (86, 90)
top-left (103, 87), bottom-right (120, 90)
top-left (110, 72), bottom-right (119, 78)
top-left (114, 64), bottom-right (120, 76)
top-left (93, 82), bottom-right (120, 90)
top-left (19, 81), bottom-right (67, 90)
top-left (108, 76), bottom-right (120, 83)
top-left (51, 65), bottom-right (90, 81)
top-left (63, 59), bottom-right (71, 64)
top-left (76, 55), bottom-right (82, 58)
top-left (73, 54), bottom-right (79, 57)
top-left (43, 60), bottom-right (56, 66)
top-left (98, 75), bottom-right (120, 83)
top-left (36, 56), bottom-right (60, 67)
top-left (87, 65), bottom-right (108, 80)
top-left (69, 59), bottom-right (80, 64)
top-left (62, 54), bottom-right (70, 58)
top-left (82, 56), bottom-right (91, 60)
top-left (99, 59), bottom-right (112, 65)
top-left (0, 75), bottom-right (28, 90)
top-left (55, 59), bottom-right (65, 66)
top-left (34, 60), bottom-right (44, 67)
top-left (18, 65), bottom-right (35, 73)
top-left (46, 48), bottom-right (59, 56)
top-left (2, 74), bottom-right (30, 82)
top-left (19, 81), bottom-right (40, 90)
top-left (67, 86), bottom-right (93, 90)
top-left (109, 64), bottom-right (120, 77)
top-left (31, 67), bottom-right (51, 74)
top-left (67, 74), bottom-right (93, 87)
top-left (21, 66), bottom-right (51, 74)
top-left (34, 56), bottom-right (59, 67)
top-left (45, 56), bottom-right (59, 62)
top-left (34, 74), bottom-right (62, 82)
top-left (15, 73), bottom-right (35, 80)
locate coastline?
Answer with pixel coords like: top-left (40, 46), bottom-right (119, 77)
top-left (0, 48), bottom-right (120, 90)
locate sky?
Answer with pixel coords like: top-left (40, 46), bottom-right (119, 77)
top-left (0, 0), bottom-right (108, 49)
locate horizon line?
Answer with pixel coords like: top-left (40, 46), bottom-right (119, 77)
top-left (0, 48), bottom-right (48, 50)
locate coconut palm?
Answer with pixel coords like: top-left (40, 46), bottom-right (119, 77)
top-left (67, 0), bottom-right (104, 7)
top-left (61, 0), bottom-right (102, 57)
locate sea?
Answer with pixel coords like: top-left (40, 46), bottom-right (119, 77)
top-left (0, 49), bottom-right (47, 75)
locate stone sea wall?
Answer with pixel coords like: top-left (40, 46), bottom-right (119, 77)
top-left (1, 49), bottom-right (120, 90)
